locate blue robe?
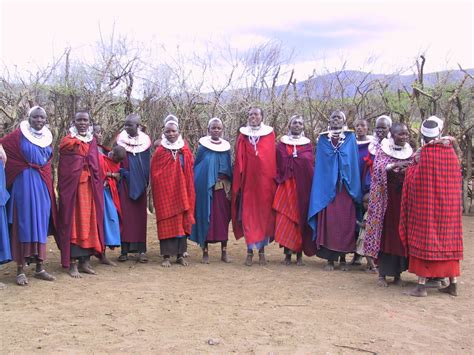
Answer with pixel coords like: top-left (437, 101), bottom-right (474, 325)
top-left (7, 137), bottom-right (51, 245)
top-left (308, 131), bottom-right (362, 238)
top-left (0, 162), bottom-right (11, 264)
top-left (190, 145), bottom-right (232, 248)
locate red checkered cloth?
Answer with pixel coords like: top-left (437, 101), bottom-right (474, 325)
top-left (151, 143), bottom-right (195, 240)
top-left (399, 143), bottom-right (463, 261)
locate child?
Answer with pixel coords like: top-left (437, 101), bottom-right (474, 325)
top-left (356, 193), bottom-right (376, 273)
top-left (100, 144), bottom-right (127, 264)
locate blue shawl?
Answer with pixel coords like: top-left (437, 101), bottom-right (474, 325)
top-left (307, 131), bottom-right (362, 234)
top-left (122, 149), bottom-right (151, 200)
top-left (190, 145), bottom-right (232, 247)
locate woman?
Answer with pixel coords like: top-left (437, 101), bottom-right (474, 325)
top-left (58, 111), bottom-right (105, 278)
top-left (190, 118), bottom-right (232, 264)
top-left (0, 106), bottom-right (58, 285)
top-left (273, 115), bottom-right (315, 265)
top-left (308, 111), bottom-right (362, 271)
top-left (363, 122), bottom-right (413, 287)
top-left (400, 119), bottom-right (463, 297)
top-left (151, 115), bottom-right (195, 267)
top-left (231, 107), bottom-right (277, 266)
top-left (352, 118), bottom-right (375, 265)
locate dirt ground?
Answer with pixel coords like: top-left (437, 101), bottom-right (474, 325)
top-left (1, 216), bottom-right (473, 354)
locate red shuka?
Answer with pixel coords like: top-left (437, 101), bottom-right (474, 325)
top-left (151, 143), bottom-right (195, 240)
top-left (57, 135), bottom-right (105, 267)
top-left (399, 143), bottom-right (463, 261)
top-left (231, 131), bottom-right (277, 246)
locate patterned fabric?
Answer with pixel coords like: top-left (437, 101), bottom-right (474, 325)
top-left (273, 177), bottom-right (301, 252)
top-left (363, 150), bottom-right (412, 258)
top-left (151, 143), bottom-right (195, 240)
top-left (273, 143), bottom-right (314, 253)
top-left (399, 143), bottom-right (463, 260)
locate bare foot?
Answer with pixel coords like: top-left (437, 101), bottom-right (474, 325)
top-left (296, 257), bottom-right (305, 266)
top-left (221, 252), bottom-right (231, 263)
top-left (202, 252), bottom-right (210, 264)
top-left (258, 253), bottom-right (267, 266)
top-left (323, 262), bottom-right (334, 271)
top-left (69, 263), bottom-right (82, 278)
top-left (409, 284), bottom-right (427, 297)
top-left (101, 256), bottom-right (117, 267)
top-left (245, 253), bottom-right (253, 266)
top-left (284, 255), bottom-right (291, 266)
top-left (340, 262), bottom-right (349, 271)
top-left (34, 270), bottom-right (56, 281)
top-left (16, 273), bottom-right (29, 286)
top-left (161, 258), bottom-right (172, 268)
top-left (439, 283), bottom-right (458, 296)
top-left (138, 253), bottom-right (148, 263)
top-left (366, 267), bottom-right (378, 274)
top-left (176, 257), bottom-right (189, 266)
top-left (78, 261), bottom-right (97, 275)
top-left (392, 277), bottom-right (405, 286)
top-left (424, 279), bottom-right (442, 288)
top-left (377, 277), bottom-right (388, 287)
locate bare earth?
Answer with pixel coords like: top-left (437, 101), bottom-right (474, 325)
top-left (1, 216), bottom-right (473, 354)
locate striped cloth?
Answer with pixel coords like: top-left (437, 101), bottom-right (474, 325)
top-left (399, 143), bottom-right (463, 261)
top-left (151, 143), bottom-right (195, 240)
top-left (273, 177), bottom-right (302, 252)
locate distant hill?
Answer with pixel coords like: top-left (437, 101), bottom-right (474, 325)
top-left (291, 69), bottom-right (474, 98)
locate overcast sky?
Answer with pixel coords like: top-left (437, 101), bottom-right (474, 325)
top-left (1, 0), bottom-right (472, 80)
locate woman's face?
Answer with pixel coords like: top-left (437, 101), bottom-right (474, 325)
top-left (375, 119), bottom-right (390, 140)
top-left (248, 108), bottom-right (263, 127)
top-left (208, 121), bottom-right (223, 140)
top-left (74, 113), bottom-right (90, 136)
top-left (124, 119), bottom-right (138, 137)
top-left (354, 120), bottom-right (368, 138)
top-left (289, 118), bottom-right (304, 136)
top-left (164, 123), bottom-right (179, 143)
top-left (329, 113), bottom-right (344, 130)
top-left (29, 108), bottom-right (47, 131)
top-left (391, 125), bottom-right (409, 146)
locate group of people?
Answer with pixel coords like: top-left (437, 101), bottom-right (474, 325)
top-left (0, 106), bottom-right (463, 297)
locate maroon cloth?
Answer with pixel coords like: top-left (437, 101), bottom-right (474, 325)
top-left (400, 143), bottom-right (463, 261)
top-left (206, 188), bottom-right (230, 243)
top-left (380, 170), bottom-right (406, 257)
top-left (316, 185), bottom-right (356, 253)
top-left (57, 136), bottom-right (104, 268)
top-left (119, 153), bottom-right (147, 244)
top-left (0, 129), bottom-right (58, 241)
top-left (275, 142), bottom-right (315, 256)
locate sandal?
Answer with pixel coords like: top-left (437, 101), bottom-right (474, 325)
top-left (117, 254), bottom-right (128, 262)
top-left (16, 273), bottom-right (28, 286)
